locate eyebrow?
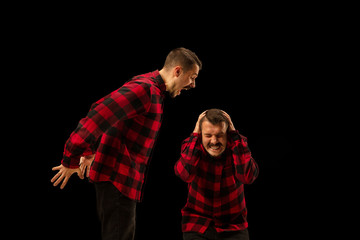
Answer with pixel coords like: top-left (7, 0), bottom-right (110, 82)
top-left (203, 133), bottom-right (224, 137)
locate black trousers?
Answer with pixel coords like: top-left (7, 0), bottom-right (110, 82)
top-left (94, 182), bottom-right (137, 240)
top-left (183, 226), bottom-right (249, 240)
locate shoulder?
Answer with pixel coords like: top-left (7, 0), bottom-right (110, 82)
top-left (128, 73), bottom-right (160, 92)
top-left (239, 134), bottom-right (247, 142)
top-left (120, 76), bottom-right (153, 96)
top-left (228, 131), bottom-right (249, 149)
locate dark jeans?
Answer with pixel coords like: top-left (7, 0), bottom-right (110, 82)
top-left (94, 182), bottom-right (137, 240)
top-left (183, 226), bottom-right (249, 240)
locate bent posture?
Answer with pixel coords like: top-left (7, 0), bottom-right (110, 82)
top-left (51, 47), bottom-right (202, 240)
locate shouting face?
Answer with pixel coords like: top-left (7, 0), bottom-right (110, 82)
top-left (169, 64), bottom-right (199, 98)
top-left (201, 120), bottom-right (228, 157)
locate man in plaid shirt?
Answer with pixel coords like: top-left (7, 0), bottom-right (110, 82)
top-left (175, 109), bottom-right (259, 240)
top-left (51, 47), bottom-right (202, 240)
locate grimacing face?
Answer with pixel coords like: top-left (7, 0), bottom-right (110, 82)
top-left (201, 120), bottom-right (228, 157)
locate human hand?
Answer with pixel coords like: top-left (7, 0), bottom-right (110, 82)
top-left (193, 110), bottom-right (207, 133)
top-left (221, 110), bottom-right (236, 131)
top-left (51, 164), bottom-right (82, 189)
top-left (79, 154), bottom-right (95, 178)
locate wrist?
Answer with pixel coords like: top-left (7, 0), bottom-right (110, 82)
top-left (193, 127), bottom-right (200, 134)
top-left (192, 132), bottom-right (200, 136)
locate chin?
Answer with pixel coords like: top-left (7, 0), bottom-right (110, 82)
top-left (169, 91), bottom-right (179, 98)
top-left (206, 149), bottom-right (225, 158)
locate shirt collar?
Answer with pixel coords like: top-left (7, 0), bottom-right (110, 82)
top-left (152, 70), bottom-right (167, 95)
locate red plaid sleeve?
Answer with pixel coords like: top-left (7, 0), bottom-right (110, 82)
top-left (229, 130), bottom-right (259, 184)
top-left (61, 81), bottom-right (152, 168)
top-left (174, 133), bottom-right (202, 182)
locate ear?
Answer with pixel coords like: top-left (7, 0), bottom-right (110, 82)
top-left (173, 66), bottom-right (182, 77)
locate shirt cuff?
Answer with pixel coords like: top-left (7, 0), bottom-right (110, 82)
top-left (61, 156), bottom-right (81, 169)
top-left (229, 130), bottom-right (241, 141)
top-left (189, 132), bottom-right (200, 142)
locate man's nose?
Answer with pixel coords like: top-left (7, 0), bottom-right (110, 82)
top-left (191, 80), bottom-right (196, 88)
top-left (210, 136), bottom-right (218, 144)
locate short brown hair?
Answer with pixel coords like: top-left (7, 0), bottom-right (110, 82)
top-left (199, 109), bottom-right (230, 132)
top-left (163, 47), bottom-right (202, 72)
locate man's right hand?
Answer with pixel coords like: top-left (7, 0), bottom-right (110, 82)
top-left (51, 164), bottom-right (82, 189)
top-left (193, 110), bottom-right (207, 133)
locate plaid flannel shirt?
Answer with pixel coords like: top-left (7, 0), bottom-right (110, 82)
top-left (175, 130), bottom-right (259, 233)
top-left (61, 70), bottom-right (166, 202)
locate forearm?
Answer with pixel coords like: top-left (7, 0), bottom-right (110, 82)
top-left (61, 119), bottom-right (101, 168)
top-left (62, 83), bottom-right (151, 168)
top-left (230, 131), bottom-right (259, 184)
top-left (174, 133), bottom-right (201, 182)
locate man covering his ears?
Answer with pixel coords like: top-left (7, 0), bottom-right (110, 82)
top-left (175, 109), bottom-right (259, 240)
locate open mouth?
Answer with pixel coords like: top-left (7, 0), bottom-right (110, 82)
top-left (177, 86), bottom-right (191, 96)
top-left (208, 144), bottom-right (222, 151)
top-left (210, 145), bottom-right (220, 150)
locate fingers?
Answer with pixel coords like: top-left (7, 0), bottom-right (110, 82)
top-left (52, 156), bottom-right (94, 188)
top-left (79, 155), bottom-right (94, 179)
top-left (51, 170), bottom-right (62, 184)
top-left (197, 110), bottom-right (207, 124)
top-left (79, 165), bottom-right (90, 178)
top-left (199, 110), bottom-right (207, 119)
top-left (51, 165), bottom-right (80, 189)
top-left (221, 110), bottom-right (236, 131)
top-left (78, 169), bottom-right (85, 180)
top-left (79, 156), bottom-right (86, 179)
top-left (52, 165), bottom-right (62, 171)
top-left (221, 110), bottom-right (230, 119)
top-left (61, 175), bottom-right (70, 189)
top-left (84, 154), bottom-right (95, 160)
top-left (79, 163), bottom-right (85, 179)
top-left (53, 171), bottom-right (65, 187)
top-left (194, 110), bottom-right (208, 133)
top-left (86, 167), bottom-right (90, 178)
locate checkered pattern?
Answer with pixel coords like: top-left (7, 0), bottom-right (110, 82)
top-left (175, 131), bottom-right (259, 233)
top-left (61, 70), bottom-right (166, 201)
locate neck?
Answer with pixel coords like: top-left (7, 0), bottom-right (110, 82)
top-left (159, 68), bottom-right (172, 92)
top-left (207, 152), bottom-right (225, 162)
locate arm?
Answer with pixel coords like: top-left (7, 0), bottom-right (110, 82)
top-left (222, 111), bottom-right (259, 184)
top-left (62, 82), bottom-right (152, 168)
top-left (230, 131), bottom-right (259, 184)
top-left (174, 111), bottom-right (206, 183)
top-left (52, 82), bottom-right (152, 189)
top-left (174, 133), bottom-right (201, 183)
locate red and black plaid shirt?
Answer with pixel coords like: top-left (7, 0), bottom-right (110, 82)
top-left (61, 70), bottom-right (166, 202)
top-left (175, 130), bottom-right (259, 233)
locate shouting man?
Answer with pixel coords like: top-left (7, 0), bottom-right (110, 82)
top-left (51, 47), bottom-right (202, 240)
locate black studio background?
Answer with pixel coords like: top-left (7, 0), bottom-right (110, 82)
top-left (40, 14), bottom-right (327, 240)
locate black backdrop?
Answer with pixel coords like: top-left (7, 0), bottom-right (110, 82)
top-left (42, 21), bottom-right (317, 239)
